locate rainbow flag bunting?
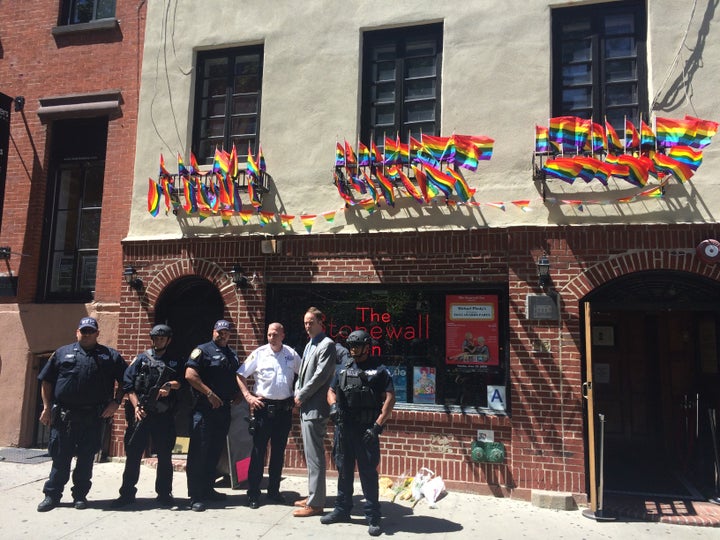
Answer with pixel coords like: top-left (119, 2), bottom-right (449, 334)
top-left (280, 214), bottom-right (295, 229)
top-left (300, 214), bottom-right (316, 233)
top-left (512, 200), bottom-right (532, 212)
top-left (484, 202), bottom-right (506, 211)
top-left (239, 210), bottom-right (253, 224)
top-left (321, 210), bottom-right (336, 223)
top-left (259, 210), bottom-right (275, 227)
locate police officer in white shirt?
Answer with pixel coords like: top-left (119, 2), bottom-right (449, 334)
top-left (237, 322), bottom-right (302, 509)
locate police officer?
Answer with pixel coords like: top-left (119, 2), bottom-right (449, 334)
top-left (113, 324), bottom-right (182, 507)
top-left (322, 330), bottom-right (395, 536)
top-left (237, 322), bottom-right (302, 508)
top-left (184, 319), bottom-right (241, 512)
top-left (37, 317), bottom-right (126, 512)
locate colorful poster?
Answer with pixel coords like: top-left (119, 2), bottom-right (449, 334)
top-left (446, 294), bottom-right (499, 366)
top-left (413, 366), bottom-right (436, 404)
top-left (388, 364), bottom-right (408, 403)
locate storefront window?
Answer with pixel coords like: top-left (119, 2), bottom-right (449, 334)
top-left (266, 284), bottom-right (509, 414)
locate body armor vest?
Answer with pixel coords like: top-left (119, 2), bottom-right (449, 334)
top-left (338, 366), bottom-right (379, 425)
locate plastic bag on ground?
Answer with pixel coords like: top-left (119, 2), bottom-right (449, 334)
top-left (421, 476), bottom-right (446, 508)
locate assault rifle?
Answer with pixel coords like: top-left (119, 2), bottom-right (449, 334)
top-left (127, 363), bottom-right (176, 447)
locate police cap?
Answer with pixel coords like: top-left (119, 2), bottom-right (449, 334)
top-left (346, 330), bottom-right (371, 348)
top-left (150, 324), bottom-right (173, 337)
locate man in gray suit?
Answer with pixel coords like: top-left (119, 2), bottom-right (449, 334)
top-left (293, 306), bottom-right (337, 517)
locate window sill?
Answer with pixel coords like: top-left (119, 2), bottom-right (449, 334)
top-left (51, 18), bottom-right (119, 38)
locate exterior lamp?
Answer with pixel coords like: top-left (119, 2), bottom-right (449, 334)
top-left (123, 266), bottom-right (143, 291)
top-left (537, 255), bottom-right (551, 290)
top-left (230, 264), bottom-right (248, 289)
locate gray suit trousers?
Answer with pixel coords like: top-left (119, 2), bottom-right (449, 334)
top-left (301, 416), bottom-right (329, 507)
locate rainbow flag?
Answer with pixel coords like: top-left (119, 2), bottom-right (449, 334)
top-left (652, 152), bottom-right (694, 183)
top-left (248, 179), bottom-right (262, 208)
top-left (182, 178), bottom-right (197, 213)
top-left (190, 152), bottom-right (206, 176)
top-left (229, 144), bottom-right (239, 178)
top-left (233, 183), bottom-right (243, 212)
top-left (246, 143), bottom-right (260, 178)
top-left (655, 117), bottom-right (694, 148)
top-left (624, 119), bottom-right (640, 150)
top-left (542, 157), bottom-right (582, 184)
top-left (421, 134), bottom-right (451, 161)
top-left (160, 177), bottom-right (174, 213)
top-left (512, 200), bottom-right (532, 212)
top-left (396, 136), bottom-right (409, 163)
top-left (549, 116), bottom-right (578, 152)
top-left (213, 148), bottom-right (230, 178)
top-left (159, 154), bottom-right (172, 178)
top-left (357, 142), bottom-right (371, 166)
top-left (358, 198), bottom-right (377, 214)
top-left (257, 144), bottom-right (266, 172)
top-left (573, 156), bottom-right (602, 183)
top-left (640, 120), bottom-right (656, 149)
top-left (363, 171), bottom-right (378, 204)
top-left (344, 140), bottom-right (357, 165)
top-left (300, 214), bottom-right (316, 233)
top-left (605, 120), bottom-right (624, 152)
top-left (447, 168), bottom-right (474, 201)
top-left (322, 210), bottom-right (336, 223)
top-left (535, 126), bottom-right (549, 153)
top-left (280, 214), bottom-right (295, 229)
top-left (335, 142), bottom-right (345, 167)
top-left (147, 179), bottom-right (161, 216)
top-left (333, 170), bottom-right (355, 204)
top-left (613, 154), bottom-right (650, 187)
top-left (411, 165), bottom-right (431, 203)
top-left (220, 207), bottom-right (233, 226)
top-left (423, 163), bottom-right (455, 198)
top-left (446, 135), bottom-right (478, 171)
top-left (392, 166), bottom-right (424, 203)
top-left (413, 146), bottom-right (440, 168)
top-left (371, 141), bottom-right (383, 165)
top-left (667, 145), bottom-right (702, 170)
top-left (594, 160), bottom-right (615, 186)
top-left (409, 136), bottom-right (423, 161)
top-left (584, 122), bottom-right (607, 154)
top-left (684, 115), bottom-right (718, 148)
top-left (346, 169), bottom-right (366, 194)
top-left (178, 154), bottom-right (190, 177)
top-left (375, 170), bottom-right (396, 207)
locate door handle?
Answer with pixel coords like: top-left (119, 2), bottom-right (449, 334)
top-left (582, 381), bottom-right (592, 400)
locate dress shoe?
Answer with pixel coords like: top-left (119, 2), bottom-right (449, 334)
top-left (248, 497), bottom-right (260, 509)
top-left (293, 505), bottom-right (323, 517)
top-left (320, 509), bottom-right (351, 524)
top-left (73, 498), bottom-right (88, 510)
top-left (111, 495), bottom-right (136, 508)
top-left (266, 492), bottom-right (286, 504)
top-left (293, 497), bottom-right (308, 507)
top-left (207, 489), bottom-right (227, 501)
top-left (190, 500), bottom-right (206, 512)
top-left (368, 523), bottom-right (382, 536)
top-left (37, 496), bottom-right (59, 512)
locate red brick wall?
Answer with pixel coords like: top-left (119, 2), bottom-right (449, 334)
top-left (117, 223), bottom-right (720, 498)
top-left (0, 2), bottom-right (145, 303)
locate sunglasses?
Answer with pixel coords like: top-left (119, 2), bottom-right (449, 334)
top-left (80, 328), bottom-right (98, 335)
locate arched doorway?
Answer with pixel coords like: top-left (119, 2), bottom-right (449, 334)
top-left (154, 276), bottom-right (225, 438)
top-left (583, 270), bottom-right (720, 500)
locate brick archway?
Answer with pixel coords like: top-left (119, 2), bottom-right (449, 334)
top-left (563, 249), bottom-right (720, 302)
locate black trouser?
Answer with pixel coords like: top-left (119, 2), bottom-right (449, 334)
top-left (186, 404), bottom-right (231, 502)
top-left (332, 422), bottom-right (381, 522)
top-left (120, 411), bottom-right (176, 498)
top-left (43, 406), bottom-right (103, 501)
top-left (247, 399), bottom-right (293, 498)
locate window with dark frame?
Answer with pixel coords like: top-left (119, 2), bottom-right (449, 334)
top-left (552, 0), bottom-right (647, 134)
top-left (192, 46), bottom-right (263, 166)
top-left (40, 118), bottom-right (107, 303)
top-left (361, 24), bottom-right (443, 153)
top-left (266, 283), bottom-right (509, 414)
top-left (60, 0), bottom-right (116, 25)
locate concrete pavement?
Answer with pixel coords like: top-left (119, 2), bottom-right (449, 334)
top-left (0, 455), bottom-right (717, 539)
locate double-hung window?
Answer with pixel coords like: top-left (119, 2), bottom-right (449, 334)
top-left (60, 0), bottom-right (116, 25)
top-left (552, 0), bottom-right (647, 130)
top-left (193, 47), bottom-right (263, 164)
top-left (361, 24), bottom-right (443, 150)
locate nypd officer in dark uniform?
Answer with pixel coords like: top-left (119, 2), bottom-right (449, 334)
top-left (184, 319), bottom-right (241, 512)
top-left (322, 330), bottom-right (395, 536)
top-left (37, 317), bottom-right (126, 512)
top-left (113, 324), bottom-right (182, 507)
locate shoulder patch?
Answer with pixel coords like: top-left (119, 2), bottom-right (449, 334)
top-left (190, 348), bottom-right (202, 360)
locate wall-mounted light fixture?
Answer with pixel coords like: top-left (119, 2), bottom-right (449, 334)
top-left (123, 266), bottom-right (143, 291)
top-left (230, 264), bottom-right (248, 289)
top-left (537, 254), bottom-right (551, 290)
top-left (14, 96), bottom-right (25, 112)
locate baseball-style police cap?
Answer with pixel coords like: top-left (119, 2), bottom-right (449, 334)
top-left (78, 317), bottom-right (99, 331)
top-left (214, 319), bottom-right (232, 331)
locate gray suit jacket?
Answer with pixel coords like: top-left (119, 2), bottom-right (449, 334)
top-left (295, 334), bottom-right (336, 420)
